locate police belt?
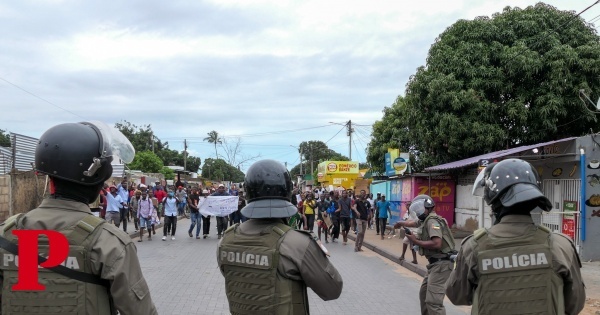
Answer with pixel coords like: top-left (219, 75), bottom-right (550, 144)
top-left (428, 256), bottom-right (451, 264)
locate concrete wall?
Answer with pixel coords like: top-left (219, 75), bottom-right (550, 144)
top-left (0, 171), bottom-right (46, 223)
top-left (0, 175), bottom-right (10, 222)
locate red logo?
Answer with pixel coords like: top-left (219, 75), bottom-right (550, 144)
top-left (10, 230), bottom-right (69, 291)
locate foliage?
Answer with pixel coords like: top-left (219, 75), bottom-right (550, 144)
top-left (128, 151), bottom-right (164, 173)
top-left (203, 130), bottom-right (222, 158)
top-left (115, 121), bottom-right (201, 172)
top-left (0, 129), bottom-right (10, 147)
top-left (289, 141), bottom-right (349, 179)
top-left (200, 158), bottom-right (245, 182)
top-left (367, 96), bottom-right (415, 173)
top-left (369, 3), bottom-right (600, 171)
top-left (160, 166), bottom-right (175, 180)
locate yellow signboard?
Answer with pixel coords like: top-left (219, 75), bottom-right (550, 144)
top-left (317, 161), bottom-right (359, 175)
top-left (317, 161), bottom-right (359, 190)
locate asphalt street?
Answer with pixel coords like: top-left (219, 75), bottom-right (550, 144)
top-left (135, 218), bottom-right (471, 315)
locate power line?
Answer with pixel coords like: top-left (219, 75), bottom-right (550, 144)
top-left (0, 76), bottom-right (86, 120)
top-left (163, 124), bottom-right (333, 140)
top-left (324, 125), bottom-right (346, 144)
top-left (588, 13), bottom-right (600, 23)
top-left (352, 139), bottom-right (364, 162)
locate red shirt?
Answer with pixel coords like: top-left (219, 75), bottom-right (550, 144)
top-left (154, 190), bottom-right (167, 203)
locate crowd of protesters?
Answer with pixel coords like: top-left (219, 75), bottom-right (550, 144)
top-left (89, 180), bottom-right (245, 242)
top-left (288, 186), bottom-right (413, 257)
top-left (90, 181), bottom-right (413, 261)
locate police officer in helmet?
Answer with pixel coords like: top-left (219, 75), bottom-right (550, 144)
top-left (445, 158), bottom-right (585, 314)
top-left (394, 194), bottom-right (456, 315)
top-left (217, 159), bottom-right (343, 314)
top-left (0, 121), bottom-right (157, 314)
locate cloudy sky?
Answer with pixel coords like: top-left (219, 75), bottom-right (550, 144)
top-left (1, 0), bottom-right (598, 172)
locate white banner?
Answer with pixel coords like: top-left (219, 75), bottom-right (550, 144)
top-left (199, 196), bottom-right (239, 217)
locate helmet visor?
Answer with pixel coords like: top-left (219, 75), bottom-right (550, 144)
top-left (85, 121), bottom-right (135, 163)
top-left (472, 170), bottom-right (486, 196)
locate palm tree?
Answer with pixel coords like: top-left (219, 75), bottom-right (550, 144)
top-left (203, 130), bottom-right (222, 158)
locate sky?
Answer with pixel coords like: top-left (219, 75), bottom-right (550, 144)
top-left (1, 0), bottom-right (599, 172)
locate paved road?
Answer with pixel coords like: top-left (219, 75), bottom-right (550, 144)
top-left (135, 218), bottom-right (470, 315)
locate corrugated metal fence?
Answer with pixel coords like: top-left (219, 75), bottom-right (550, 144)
top-left (0, 133), bottom-right (125, 177)
top-left (0, 133), bottom-right (37, 175)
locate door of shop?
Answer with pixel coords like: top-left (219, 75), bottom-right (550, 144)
top-left (541, 179), bottom-right (581, 251)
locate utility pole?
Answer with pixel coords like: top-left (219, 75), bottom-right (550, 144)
top-left (346, 120), bottom-right (353, 160)
top-left (152, 132), bottom-right (155, 153)
top-left (310, 143), bottom-right (313, 176)
top-left (183, 139), bottom-right (188, 171)
top-left (300, 148), bottom-right (303, 176)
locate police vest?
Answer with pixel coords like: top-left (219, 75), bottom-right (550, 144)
top-left (0, 213), bottom-right (113, 315)
top-left (418, 214), bottom-right (455, 257)
top-left (471, 225), bottom-right (563, 315)
top-left (218, 223), bottom-right (309, 315)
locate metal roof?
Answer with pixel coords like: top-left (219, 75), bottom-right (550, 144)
top-left (424, 137), bottom-right (578, 172)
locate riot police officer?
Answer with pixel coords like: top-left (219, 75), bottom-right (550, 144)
top-left (0, 121), bottom-right (157, 314)
top-left (394, 194), bottom-right (456, 315)
top-left (445, 158), bottom-right (585, 314)
top-left (217, 159), bottom-right (343, 314)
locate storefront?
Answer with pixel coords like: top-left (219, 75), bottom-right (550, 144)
top-left (317, 161), bottom-right (360, 190)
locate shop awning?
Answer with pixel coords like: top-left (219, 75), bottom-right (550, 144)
top-left (424, 137), bottom-right (578, 172)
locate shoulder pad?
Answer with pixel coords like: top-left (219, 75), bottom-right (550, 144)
top-left (295, 230), bottom-right (330, 256)
top-left (473, 228), bottom-right (487, 241)
top-left (537, 224), bottom-right (551, 233)
top-left (552, 233), bottom-right (583, 267)
top-left (224, 223), bottom-right (238, 235)
top-left (76, 215), bottom-right (105, 234)
top-left (460, 233), bottom-right (475, 246)
top-left (2, 214), bottom-right (24, 234)
top-left (272, 223), bottom-right (292, 236)
top-left (295, 229), bottom-right (315, 238)
top-left (101, 225), bottom-right (132, 245)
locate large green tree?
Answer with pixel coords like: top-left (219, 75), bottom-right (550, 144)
top-left (290, 141), bottom-right (349, 179)
top-left (366, 97), bottom-right (413, 173)
top-left (0, 129), bottom-right (10, 147)
top-left (115, 121), bottom-right (201, 172)
top-left (201, 158), bottom-right (244, 182)
top-left (128, 151), bottom-right (164, 173)
top-left (370, 3), bottom-right (600, 171)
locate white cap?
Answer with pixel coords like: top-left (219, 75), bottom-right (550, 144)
top-left (218, 184), bottom-right (225, 188)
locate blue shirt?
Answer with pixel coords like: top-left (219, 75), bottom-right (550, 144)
top-left (106, 193), bottom-right (124, 212)
top-left (118, 185), bottom-right (129, 205)
top-left (377, 200), bottom-right (391, 218)
top-left (163, 197), bottom-right (178, 216)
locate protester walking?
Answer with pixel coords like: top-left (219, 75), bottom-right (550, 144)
top-left (211, 184), bottom-right (230, 239)
top-left (162, 192), bottom-right (178, 241)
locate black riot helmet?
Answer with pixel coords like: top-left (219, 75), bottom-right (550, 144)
top-left (476, 159), bottom-right (551, 211)
top-left (35, 121), bottom-right (134, 186)
top-left (241, 159), bottom-right (297, 219)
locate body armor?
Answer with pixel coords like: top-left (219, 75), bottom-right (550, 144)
top-left (218, 222), bottom-right (309, 315)
top-left (0, 214), bottom-right (113, 315)
top-left (418, 214), bottom-right (455, 258)
top-left (472, 225), bottom-right (563, 315)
